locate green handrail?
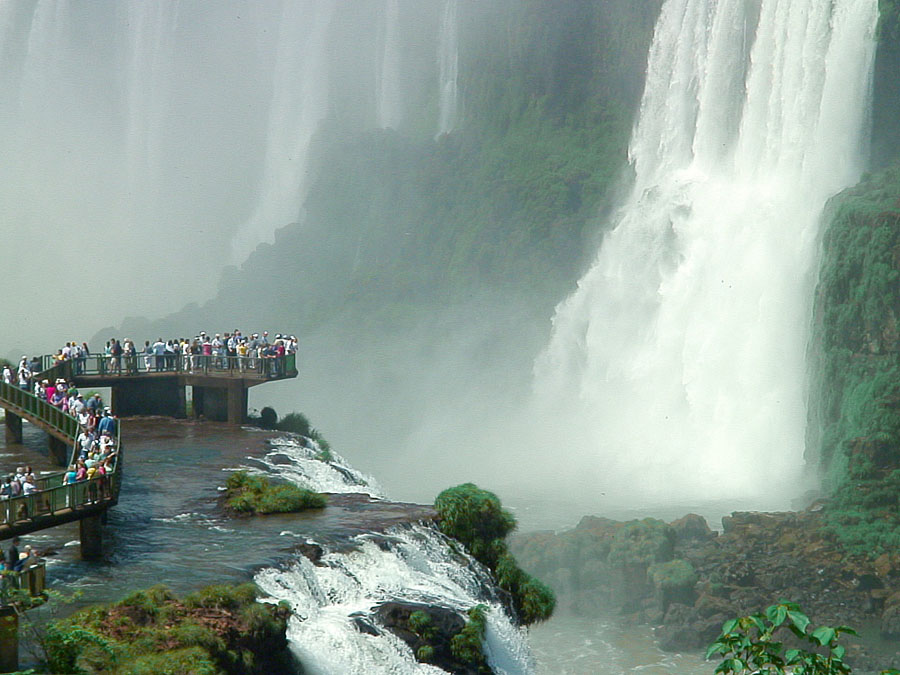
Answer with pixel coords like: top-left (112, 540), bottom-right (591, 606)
top-left (37, 352), bottom-right (296, 379)
top-left (0, 382), bottom-right (78, 441)
top-left (0, 377), bottom-right (121, 529)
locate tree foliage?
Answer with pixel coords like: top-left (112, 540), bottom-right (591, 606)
top-left (435, 483), bottom-right (555, 625)
top-left (707, 600), bottom-right (900, 675)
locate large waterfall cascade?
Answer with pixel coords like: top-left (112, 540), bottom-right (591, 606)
top-left (229, 0), bottom-right (335, 264)
top-left (534, 0), bottom-right (879, 507)
top-left (436, 0), bottom-right (459, 136)
top-left (0, 1), bottom-right (461, 350)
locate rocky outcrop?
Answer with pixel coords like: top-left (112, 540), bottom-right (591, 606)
top-left (511, 508), bottom-right (900, 670)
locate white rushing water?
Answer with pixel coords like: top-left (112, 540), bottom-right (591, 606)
top-left (256, 524), bottom-right (534, 675)
top-left (242, 434), bottom-right (385, 498)
top-left (436, 0), bottom-right (459, 137)
top-left (243, 433), bottom-right (533, 673)
top-left (376, 0), bottom-right (404, 130)
top-left (229, 0), bottom-right (336, 263)
top-left (534, 0), bottom-right (878, 507)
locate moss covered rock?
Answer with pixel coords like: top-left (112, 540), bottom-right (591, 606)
top-left (224, 470), bottom-right (326, 515)
top-left (42, 583), bottom-right (292, 674)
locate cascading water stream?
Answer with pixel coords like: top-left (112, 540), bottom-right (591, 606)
top-left (533, 0), bottom-right (878, 507)
top-left (255, 524), bottom-right (533, 675)
top-left (121, 1), bottom-right (179, 208)
top-left (242, 434), bottom-right (533, 673)
top-left (230, 0), bottom-right (336, 264)
top-left (376, 0), bottom-right (404, 130)
top-left (436, 0), bottom-right (459, 137)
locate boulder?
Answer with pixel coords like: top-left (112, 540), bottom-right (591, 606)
top-left (670, 514), bottom-right (715, 544)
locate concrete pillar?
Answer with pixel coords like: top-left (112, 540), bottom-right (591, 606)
top-left (192, 386), bottom-right (205, 418)
top-left (79, 513), bottom-right (103, 560)
top-left (0, 606), bottom-right (18, 673)
top-left (4, 412), bottom-right (22, 444)
top-left (226, 382), bottom-right (248, 425)
top-left (48, 436), bottom-right (69, 466)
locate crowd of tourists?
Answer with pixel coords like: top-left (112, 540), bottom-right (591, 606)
top-left (42, 329), bottom-right (297, 376)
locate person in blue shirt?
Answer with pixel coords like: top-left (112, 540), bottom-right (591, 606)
top-left (97, 411), bottom-right (117, 437)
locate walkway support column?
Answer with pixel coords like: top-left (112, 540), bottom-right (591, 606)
top-left (226, 382), bottom-right (247, 425)
top-left (80, 513), bottom-right (103, 560)
top-left (48, 436), bottom-right (69, 466)
top-left (4, 412), bottom-right (22, 444)
top-left (0, 606), bottom-right (18, 673)
top-left (47, 434), bottom-right (69, 466)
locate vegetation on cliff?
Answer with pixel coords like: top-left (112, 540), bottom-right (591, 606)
top-left (810, 166), bottom-right (900, 554)
top-left (30, 583), bottom-right (292, 674)
top-left (434, 483), bottom-right (555, 625)
top-left (224, 470), bottom-right (326, 515)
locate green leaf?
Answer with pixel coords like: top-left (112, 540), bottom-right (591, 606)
top-left (785, 648), bottom-right (800, 662)
top-left (811, 626), bottom-right (836, 646)
top-left (833, 645), bottom-right (845, 660)
top-left (721, 618), bottom-right (739, 634)
top-left (766, 604), bottom-right (788, 627)
top-left (787, 610), bottom-right (810, 634)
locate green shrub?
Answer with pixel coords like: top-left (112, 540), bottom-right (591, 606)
top-left (648, 559), bottom-right (698, 590)
top-left (121, 646), bottom-right (219, 675)
top-left (450, 605), bottom-right (488, 667)
top-left (225, 470), bottom-right (326, 515)
top-left (258, 407), bottom-right (278, 430)
top-left (408, 610), bottom-right (436, 640)
top-left (171, 622), bottom-right (226, 653)
top-left (435, 483), bottom-right (516, 568)
top-left (704, 600), bottom-right (895, 674)
top-left (416, 644), bottom-right (435, 662)
top-left (276, 412), bottom-right (312, 436)
top-left (608, 518), bottom-right (675, 566)
top-left (435, 483), bottom-right (555, 625)
top-left (183, 583), bottom-right (257, 611)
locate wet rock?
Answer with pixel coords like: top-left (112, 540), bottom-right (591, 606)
top-left (374, 601), bottom-right (477, 674)
top-left (670, 514), bottom-right (715, 544)
top-left (294, 541), bottom-right (324, 565)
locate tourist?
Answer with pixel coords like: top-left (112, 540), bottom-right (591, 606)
top-left (6, 538), bottom-right (20, 571)
top-left (1, 364), bottom-right (12, 386)
top-left (152, 337), bottom-right (166, 371)
top-left (98, 410), bottom-right (117, 437)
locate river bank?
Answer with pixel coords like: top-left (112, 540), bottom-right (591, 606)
top-left (512, 506), bottom-right (900, 673)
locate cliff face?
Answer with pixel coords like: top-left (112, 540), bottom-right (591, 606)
top-left (808, 167), bottom-right (900, 552)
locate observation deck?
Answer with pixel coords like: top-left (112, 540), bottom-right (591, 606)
top-left (38, 352), bottom-right (298, 424)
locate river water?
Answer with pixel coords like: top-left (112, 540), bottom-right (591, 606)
top-left (0, 417), bottom-right (709, 673)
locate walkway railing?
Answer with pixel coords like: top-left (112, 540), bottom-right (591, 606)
top-left (0, 382), bottom-right (78, 441)
top-left (0, 380), bottom-right (121, 530)
top-left (39, 352), bottom-right (296, 380)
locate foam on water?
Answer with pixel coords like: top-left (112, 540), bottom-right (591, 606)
top-left (256, 524), bottom-right (533, 674)
top-left (533, 0), bottom-right (878, 509)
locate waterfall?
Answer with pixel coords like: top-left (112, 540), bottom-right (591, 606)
top-left (436, 0), bottom-right (459, 136)
top-left (376, 0), bottom-right (403, 130)
top-left (256, 524), bottom-right (534, 675)
top-left (534, 0), bottom-right (878, 507)
top-left (230, 0), bottom-right (335, 264)
top-left (238, 431), bottom-right (533, 673)
top-left (240, 434), bottom-right (385, 498)
top-left (121, 1), bottom-right (180, 207)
